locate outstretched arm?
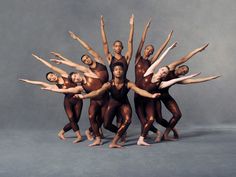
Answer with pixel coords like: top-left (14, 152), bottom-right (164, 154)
top-left (68, 31), bottom-right (105, 64)
top-left (150, 30), bottom-right (173, 64)
top-left (100, 15), bottom-right (112, 64)
top-left (78, 82), bottom-right (110, 99)
top-left (144, 42), bottom-right (177, 77)
top-left (32, 54), bottom-right (68, 78)
top-left (178, 75), bottom-right (220, 84)
top-left (19, 79), bottom-right (57, 88)
top-left (125, 14), bottom-right (134, 64)
top-left (135, 18), bottom-right (151, 65)
top-left (167, 43), bottom-right (209, 70)
top-left (158, 72), bottom-right (200, 89)
top-left (42, 85), bottom-right (84, 94)
top-left (128, 82), bottom-right (160, 99)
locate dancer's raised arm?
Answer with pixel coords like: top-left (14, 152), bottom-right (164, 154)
top-left (151, 30), bottom-right (173, 64)
top-left (158, 72), bottom-right (200, 89)
top-left (68, 31), bottom-right (105, 64)
top-left (32, 54), bottom-right (68, 78)
top-left (19, 79), bottom-right (57, 88)
top-left (167, 43), bottom-right (209, 71)
top-left (42, 85), bottom-right (84, 94)
top-left (125, 14), bottom-right (134, 64)
top-left (178, 75), bottom-right (220, 84)
top-left (128, 82), bottom-right (160, 99)
top-left (135, 18), bottom-right (151, 64)
top-left (100, 15), bottom-right (112, 63)
top-left (144, 42), bottom-right (177, 77)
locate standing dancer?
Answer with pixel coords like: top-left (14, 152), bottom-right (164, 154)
top-left (100, 14), bottom-right (134, 132)
top-left (20, 54), bottom-right (83, 143)
top-left (134, 18), bottom-right (176, 142)
top-left (77, 62), bottom-right (161, 148)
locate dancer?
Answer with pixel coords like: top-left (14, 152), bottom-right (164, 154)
top-left (134, 18), bottom-right (176, 142)
top-left (76, 62), bottom-right (161, 148)
top-left (20, 54), bottom-right (83, 143)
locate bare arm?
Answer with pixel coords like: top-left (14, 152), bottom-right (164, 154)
top-left (100, 15), bottom-right (112, 64)
top-left (167, 43), bottom-right (209, 70)
top-left (135, 18), bottom-right (151, 65)
top-left (42, 85), bottom-right (84, 94)
top-left (68, 31), bottom-right (105, 64)
top-left (144, 42), bottom-right (177, 77)
top-left (178, 75), bottom-right (221, 84)
top-left (150, 30), bottom-right (173, 64)
top-left (32, 54), bottom-right (68, 77)
top-left (19, 79), bottom-right (57, 88)
top-left (158, 72), bottom-right (200, 89)
top-left (125, 14), bottom-right (134, 64)
top-left (128, 82), bottom-right (160, 99)
top-left (79, 82), bottom-right (110, 99)
top-left (50, 52), bottom-right (74, 63)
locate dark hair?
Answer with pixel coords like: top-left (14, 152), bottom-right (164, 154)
top-left (178, 65), bottom-right (189, 73)
top-left (145, 44), bottom-right (154, 52)
top-left (45, 72), bottom-right (55, 82)
top-left (111, 62), bottom-right (124, 72)
top-left (165, 65), bottom-right (170, 71)
top-left (68, 72), bottom-right (77, 83)
top-left (113, 40), bottom-right (123, 49)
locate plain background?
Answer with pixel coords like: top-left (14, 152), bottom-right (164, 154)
top-left (0, 0), bottom-right (235, 130)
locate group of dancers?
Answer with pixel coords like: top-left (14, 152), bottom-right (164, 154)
top-left (20, 15), bottom-right (220, 148)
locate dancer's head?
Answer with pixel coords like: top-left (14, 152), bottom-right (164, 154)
top-left (175, 65), bottom-right (189, 76)
top-left (81, 54), bottom-right (93, 65)
top-left (68, 72), bottom-right (83, 83)
top-left (46, 72), bottom-right (58, 82)
top-left (143, 44), bottom-right (154, 58)
top-left (154, 66), bottom-right (170, 79)
top-left (112, 40), bottom-right (123, 54)
top-left (111, 62), bottom-right (124, 78)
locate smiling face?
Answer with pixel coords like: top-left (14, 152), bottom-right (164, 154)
top-left (81, 54), bottom-right (93, 65)
top-left (112, 41), bottom-right (123, 54)
top-left (46, 72), bottom-right (58, 82)
top-left (143, 45), bottom-right (154, 58)
top-left (71, 73), bottom-right (83, 83)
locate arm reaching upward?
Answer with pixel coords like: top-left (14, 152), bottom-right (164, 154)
top-left (78, 82), bottom-right (110, 99)
top-left (125, 14), bottom-right (134, 64)
top-left (167, 43), bottom-right (209, 70)
top-left (178, 75), bottom-right (221, 84)
top-left (19, 79), bottom-right (57, 88)
top-left (50, 52), bottom-right (74, 63)
top-left (128, 82), bottom-right (160, 99)
top-left (135, 18), bottom-right (151, 65)
top-left (144, 42), bottom-right (177, 77)
top-left (100, 15), bottom-right (112, 64)
top-left (68, 31), bottom-right (105, 64)
top-left (150, 30), bottom-right (173, 64)
top-left (32, 53), bottom-right (68, 78)
top-left (158, 72), bottom-right (201, 89)
top-left (42, 85), bottom-right (84, 94)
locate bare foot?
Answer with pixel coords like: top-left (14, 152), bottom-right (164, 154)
top-left (73, 136), bottom-right (82, 144)
top-left (172, 128), bottom-right (179, 139)
top-left (155, 130), bottom-right (163, 143)
top-left (137, 137), bottom-right (150, 146)
top-left (88, 138), bottom-right (102, 147)
top-left (58, 130), bottom-right (66, 140)
top-left (162, 134), bottom-right (177, 141)
top-left (109, 143), bottom-right (123, 148)
top-left (85, 129), bottom-right (94, 141)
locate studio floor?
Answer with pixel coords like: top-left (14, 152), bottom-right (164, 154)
top-left (0, 125), bottom-right (235, 177)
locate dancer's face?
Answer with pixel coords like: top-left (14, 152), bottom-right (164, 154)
top-left (113, 65), bottom-right (124, 78)
top-left (156, 66), bottom-right (169, 78)
top-left (81, 55), bottom-right (93, 65)
top-left (175, 66), bottom-right (189, 76)
top-left (71, 73), bottom-right (82, 83)
top-left (47, 73), bottom-right (58, 82)
top-left (143, 45), bottom-right (154, 58)
top-left (113, 41), bottom-right (123, 54)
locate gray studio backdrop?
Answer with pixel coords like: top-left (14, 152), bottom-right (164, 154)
top-left (0, 0), bottom-right (235, 130)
